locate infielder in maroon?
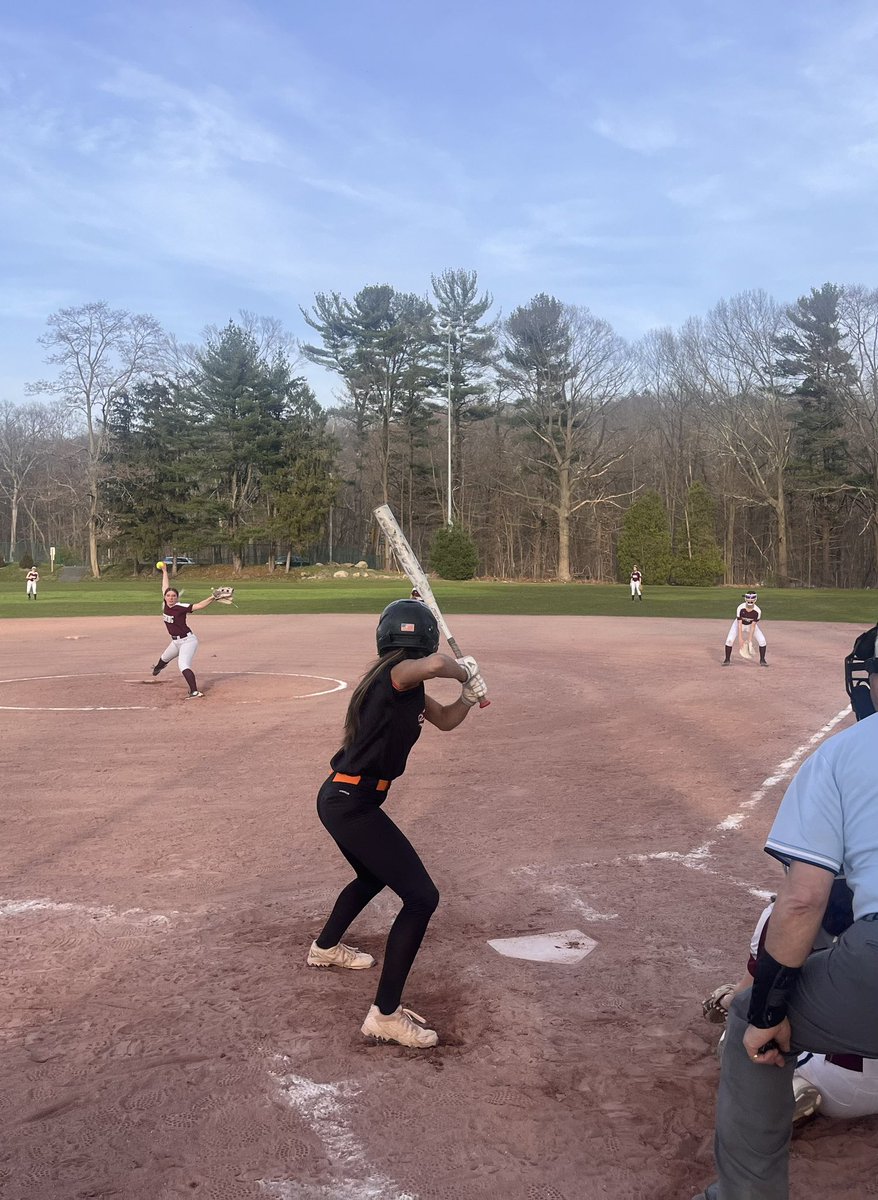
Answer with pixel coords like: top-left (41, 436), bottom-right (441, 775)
top-left (151, 563), bottom-right (219, 698)
top-left (307, 597), bottom-right (488, 1048)
top-left (722, 591), bottom-right (768, 666)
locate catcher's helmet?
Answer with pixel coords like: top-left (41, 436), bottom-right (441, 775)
top-left (376, 598), bottom-right (439, 657)
top-left (845, 623), bottom-right (878, 721)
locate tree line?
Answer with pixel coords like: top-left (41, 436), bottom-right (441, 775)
top-left (2, 273), bottom-right (877, 587)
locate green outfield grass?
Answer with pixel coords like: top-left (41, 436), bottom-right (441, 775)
top-left (0, 565), bottom-right (875, 624)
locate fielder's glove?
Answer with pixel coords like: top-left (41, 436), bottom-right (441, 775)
top-left (211, 586), bottom-right (235, 605)
top-left (702, 983), bottom-right (736, 1024)
top-left (456, 655), bottom-right (479, 683)
top-left (460, 672), bottom-right (488, 706)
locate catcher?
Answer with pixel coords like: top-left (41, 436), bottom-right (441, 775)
top-left (150, 562), bottom-right (233, 698)
top-left (722, 591), bottom-right (768, 667)
top-left (702, 878), bottom-right (858, 1125)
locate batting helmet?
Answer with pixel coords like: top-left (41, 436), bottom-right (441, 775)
top-left (376, 599), bottom-right (439, 657)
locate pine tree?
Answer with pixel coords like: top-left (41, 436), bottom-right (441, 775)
top-left (776, 283), bottom-right (855, 481)
top-left (617, 490), bottom-right (672, 584)
top-left (188, 323), bottom-right (291, 573)
top-left (671, 482), bottom-right (724, 585)
top-left (264, 381), bottom-right (338, 566)
top-left (103, 380), bottom-right (202, 568)
top-left (776, 283), bottom-right (856, 583)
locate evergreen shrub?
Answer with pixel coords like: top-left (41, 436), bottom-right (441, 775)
top-left (430, 523), bottom-right (478, 580)
top-left (617, 491), bottom-right (672, 584)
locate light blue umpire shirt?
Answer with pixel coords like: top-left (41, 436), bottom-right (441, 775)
top-left (765, 711), bottom-right (878, 921)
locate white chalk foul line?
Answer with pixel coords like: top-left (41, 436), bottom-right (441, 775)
top-left (616, 705), bottom-right (852, 879)
top-left (261, 1059), bottom-right (416, 1200)
top-left (512, 865), bottom-right (619, 922)
top-left (717, 705), bottom-right (851, 831)
top-left (540, 881), bottom-right (619, 922)
top-left (0, 897), bottom-right (175, 925)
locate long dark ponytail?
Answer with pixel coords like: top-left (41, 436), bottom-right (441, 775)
top-left (341, 648), bottom-right (407, 749)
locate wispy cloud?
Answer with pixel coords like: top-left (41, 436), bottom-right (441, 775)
top-left (592, 111), bottom-right (681, 154)
top-left (2, 0), bottom-right (878, 402)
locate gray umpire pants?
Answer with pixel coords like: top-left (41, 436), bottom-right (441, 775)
top-left (710, 917), bottom-right (878, 1199)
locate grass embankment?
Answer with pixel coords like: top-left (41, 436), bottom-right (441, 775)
top-left (0, 564), bottom-right (875, 624)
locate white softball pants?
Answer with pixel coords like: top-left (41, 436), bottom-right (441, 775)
top-left (630, 580), bottom-right (642, 596)
top-left (160, 633), bottom-right (199, 673)
top-left (796, 1054), bottom-right (878, 1118)
top-left (26, 581), bottom-right (37, 596)
top-left (725, 621), bottom-right (765, 648)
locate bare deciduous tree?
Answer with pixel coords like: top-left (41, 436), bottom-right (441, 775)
top-left (688, 291), bottom-right (795, 586)
top-left (0, 401), bottom-right (56, 560)
top-left (28, 301), bottom-right (164, 577)
top-left (501, 295), bottom-right (630, 581)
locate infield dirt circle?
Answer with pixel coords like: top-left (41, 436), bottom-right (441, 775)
top-left (1, 613), bottom-right (875, 1200)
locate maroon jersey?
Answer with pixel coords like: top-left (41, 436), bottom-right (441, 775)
top-left (737, 603), bottom-right (761, 626)
top-left (163, 601), bottom-right (194, 639)
top-left (630, 571), bottom-right (642, 582)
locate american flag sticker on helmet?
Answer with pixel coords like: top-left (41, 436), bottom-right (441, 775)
top-left (401, 622), bottom-right (415, 632)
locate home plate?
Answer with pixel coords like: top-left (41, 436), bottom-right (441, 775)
top-left (487, 929), bottom-right (597, 964)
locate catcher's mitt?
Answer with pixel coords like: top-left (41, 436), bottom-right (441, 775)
top-left (702, 983), bottom-right (736, 1024)
top-left (211, 586), bottom-right (235, 605)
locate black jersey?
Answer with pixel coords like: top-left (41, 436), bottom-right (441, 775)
top-left (331, 665), bottom-right (426, 781)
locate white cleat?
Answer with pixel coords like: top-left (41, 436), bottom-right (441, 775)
top-left (307, 940), bottom-right (375, 970)
top-left (186, 690), bottom-right (204, 698)
top-left (792, 1077), bottom-right (822, 1124)
top-left (361, 1003), bottom-right (438, 1048)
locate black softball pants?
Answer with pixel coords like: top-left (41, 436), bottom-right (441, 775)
top-left (315, 778), bottom-right (439, 1014)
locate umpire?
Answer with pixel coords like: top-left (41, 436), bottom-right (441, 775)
top-left (693, 653), bottom-right (878, 1200)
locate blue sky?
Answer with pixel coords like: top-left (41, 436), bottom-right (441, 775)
top-left (3, 0), bottom-right (878, 406)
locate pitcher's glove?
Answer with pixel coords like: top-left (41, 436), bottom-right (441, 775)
top-left (211, 586), bottom-right (235, 605)
top-left (702, 983), bottom-right (736, 1024)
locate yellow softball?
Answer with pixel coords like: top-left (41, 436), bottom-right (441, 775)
top-left (156, 560), bottom-right (165, 569)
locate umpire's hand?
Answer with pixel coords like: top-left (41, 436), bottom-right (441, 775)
top-left (743, 1017), bottom-right (792, 1068)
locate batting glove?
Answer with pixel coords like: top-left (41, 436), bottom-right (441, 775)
top-left (461, 673), bottom-right (488, 706)
top-left (456, 656), bottom-right (479, 683)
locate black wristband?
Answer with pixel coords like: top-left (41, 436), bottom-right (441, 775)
top-left (747, 950), bottom-right (801, 1028)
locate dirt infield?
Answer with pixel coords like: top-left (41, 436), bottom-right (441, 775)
top-left (2, 612), bottom-right (876, 1200)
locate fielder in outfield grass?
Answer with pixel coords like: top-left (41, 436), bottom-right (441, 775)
top-left (150, 562), bottom-right (220, 699)
top-left (307, 597), bottom-right (488, 1048)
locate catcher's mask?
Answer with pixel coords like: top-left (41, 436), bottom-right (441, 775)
top-left (844, 624), bottom-right (878, 721)
top-left (744, 592), bottom-right (757, 603)
top-left (376, 599), bottom-right (439, 657)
